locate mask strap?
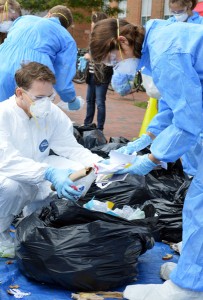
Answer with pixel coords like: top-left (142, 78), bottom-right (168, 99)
top-left (1, 0), bottom-right (8, 23)
top-left (51, 12), bottom-right (69, 27)
top-left (117, 18), bottom-right (124, 60)
top-left (21, 89), bottom-right (39, 126)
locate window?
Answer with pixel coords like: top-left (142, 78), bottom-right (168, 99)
top-left (141, 0), bottom-right (152, 25)
top-left (118, 0), bottom-right (127, 18)
top-left (164, 0), bottom-right (171, 20)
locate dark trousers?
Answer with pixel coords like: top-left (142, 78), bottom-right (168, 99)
top-left (84, 74), bottom-right (109, 131)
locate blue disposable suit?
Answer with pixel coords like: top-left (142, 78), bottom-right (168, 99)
top-left (156, 11), bottom-right (203, 176)
top-left (138, 19), bottom-right (203, 291)
top-left (0, 15), bottom-right (77, 102)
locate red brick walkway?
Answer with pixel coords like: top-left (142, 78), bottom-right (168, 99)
top-left (67, 83), bottom-right (148, 141)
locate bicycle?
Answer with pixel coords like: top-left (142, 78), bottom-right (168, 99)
top-left (73, 48), bottom-right (88, 84)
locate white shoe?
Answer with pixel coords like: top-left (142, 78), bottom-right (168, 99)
top-left (0, 230), bottom-right (15, 258)
top-left (160, 262), bottom-right (177, 281)
top-left (123, 280), bottom-right (203, 300)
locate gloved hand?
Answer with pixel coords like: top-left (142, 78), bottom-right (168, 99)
top-left (44, 167), bottom-right (82, 200)
top-left (68, 96), bottom-right (84, 111)
top-left (78, 56), bottom-right (87, 72)
top-left (115, 154), bottom-right (157, 176)
top-left (116, 134), bottom-right (152, 155)
top-left (111, 73), bottom-right (135, 96)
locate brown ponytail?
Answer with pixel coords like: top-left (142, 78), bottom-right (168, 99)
top-left (90, 18), bottom-right (145, 63)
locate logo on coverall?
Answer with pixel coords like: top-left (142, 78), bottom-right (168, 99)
top-left (39, 139), bottom-right (49, 152)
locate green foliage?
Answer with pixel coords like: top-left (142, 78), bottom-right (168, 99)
top-left (19, 0), bottom-right (124, 16)
top-left (133, 101), bottom-right (148, 109)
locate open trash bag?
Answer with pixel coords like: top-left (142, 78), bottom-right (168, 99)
top-left (15, 199), bottom-right (155, 291)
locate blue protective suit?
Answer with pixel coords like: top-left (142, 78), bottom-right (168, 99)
top-left (157, 11), bottom-right (203, 175)
top-left (166, 10), bottom-right (203, 25)
top-left (0, 15), bottom-right (77, 102)
top-left (138, 19), bottom-right (203, 163)
top-left (138, 19), bottom-right (203, 291)
top-left (170, 149), bottom-right (203, 291)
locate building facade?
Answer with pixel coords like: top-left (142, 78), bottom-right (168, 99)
top-left (73, 0), bottom-right (203, 48)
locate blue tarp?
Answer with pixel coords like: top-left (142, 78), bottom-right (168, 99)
top-left (0, 242), bottom-right (179, 300)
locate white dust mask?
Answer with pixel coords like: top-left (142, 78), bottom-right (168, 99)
top-left (113, 58), bottom-right (140, 76)
top-left (0, 20), bottom-right (13, 33)
top-left (174, 12), bottom-right (188, 22)
top-left (30, 98), bottom-right (51, 119)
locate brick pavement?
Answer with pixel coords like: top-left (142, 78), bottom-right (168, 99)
top-left (67, 83), bottom-right (148, 141)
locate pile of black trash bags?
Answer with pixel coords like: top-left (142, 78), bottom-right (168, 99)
top-left (15, 125), bottom-right (191, 291)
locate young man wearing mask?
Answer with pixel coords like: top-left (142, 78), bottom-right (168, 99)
top-left (0, 62), bottom-right (101, 258)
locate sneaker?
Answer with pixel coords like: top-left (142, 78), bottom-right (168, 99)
top-left (0, 230), bottom-right (15, 258)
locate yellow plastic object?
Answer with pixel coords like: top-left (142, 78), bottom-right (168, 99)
top-left (139, 97), bottom-right (158, 137)
top-left (106, 201), bottom-right (114, 209)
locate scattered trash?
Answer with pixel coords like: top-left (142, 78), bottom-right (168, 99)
top-left (7, 288), bottom-right (31, 298)
top-left (9, 285), bottom-right (20, 289)
top-left (71, 291), bottom-right (123, 300)
top-left (162, 254), bottom-right (173, 260)
top-left (83, 199), bottom-right (145, 220)
top-left (5, 260), bottom-right (14, 265)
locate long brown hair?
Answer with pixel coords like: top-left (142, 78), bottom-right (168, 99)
top-left (90, 18), bottom-right (145, 63)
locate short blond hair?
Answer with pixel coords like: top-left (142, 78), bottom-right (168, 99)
top-left (49, 5), bottom-right (73, 28)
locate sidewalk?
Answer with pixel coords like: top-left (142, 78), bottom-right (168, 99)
top-left (68, 83), bottom-right (148, 141)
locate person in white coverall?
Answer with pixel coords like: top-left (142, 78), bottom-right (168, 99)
top-left (0, 62), bottom-right (101, 258)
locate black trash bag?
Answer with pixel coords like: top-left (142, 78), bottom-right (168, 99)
top-left (83, 174), bottom-right (152, 208)
top-left (73, 127), bottom-right (84, 145)
top-left (109, 136), bottom-right (130, 144)
top-left (83, 129), bottom-right (107, 150)
top-left (91, 142), bottom-right (126, 158)
top-left (16, 200), bottom-right (154, 291)
top-left (74, 123), bottom-right (96, 135)
top-left (174, 179), bottom-right (192, 204)
top-left (145, 159), bottom-right (189, 201)
top-left (141, 198), bottom-right (184, 243)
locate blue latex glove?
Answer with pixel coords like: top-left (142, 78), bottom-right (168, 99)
top-left (78, 56), bottom-right (87, 72)
top-left (115, 154), bottom-right (157, 176)
top-left (68, 96), bottom-right (83, 111)
top-left (116, 134), bottom-right (152, 155)
top-left (44, 167), bottom-right (82, 200)
top-left (111, 73), bottom-right (135, 96)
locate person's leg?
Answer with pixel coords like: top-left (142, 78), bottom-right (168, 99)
top-left (95, 83), bottom-right (109, 131)
top-left (170, 155), bottom-right (203, 291)
top-left (84, 74), bottom-right (96, 126)
top-left (0, 176), bottom-right (38, 257)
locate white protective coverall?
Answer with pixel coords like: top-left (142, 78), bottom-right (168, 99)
top-left (0, 96), bottom-right (101, 233)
